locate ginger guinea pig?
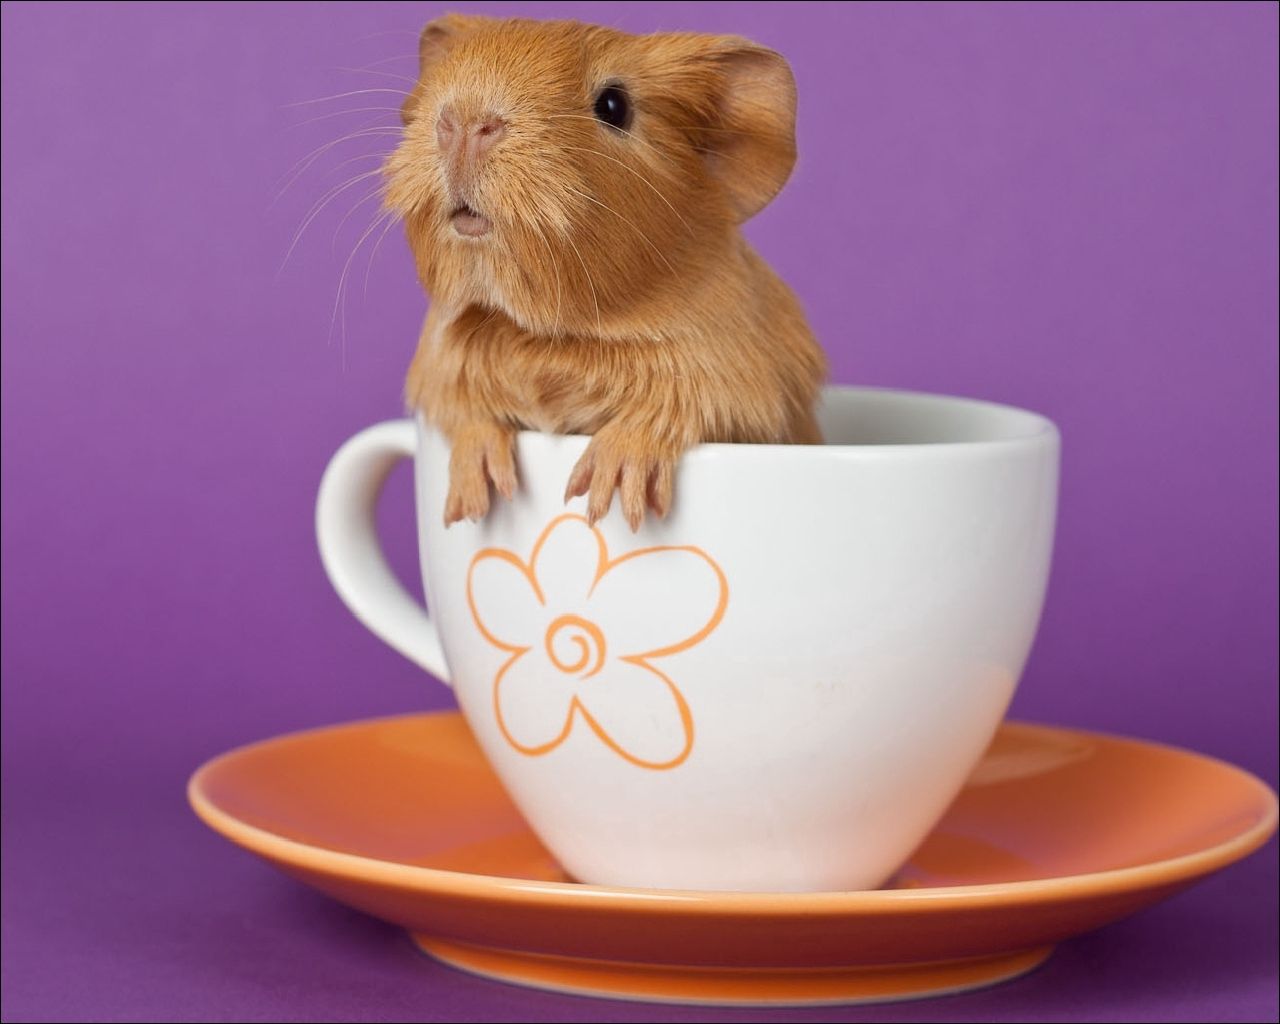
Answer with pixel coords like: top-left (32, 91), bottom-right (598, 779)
top-left (385, 14), bottom-right (826, 530)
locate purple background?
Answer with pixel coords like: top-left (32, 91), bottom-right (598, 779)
top-left (2, 2), bottom-right (1276, 1021)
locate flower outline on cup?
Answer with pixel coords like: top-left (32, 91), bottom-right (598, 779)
top-left (466, 514), bottom-right (728, 770)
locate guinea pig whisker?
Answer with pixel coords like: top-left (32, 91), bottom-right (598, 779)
top-left (324, 150), bottom-right (389, 179)
top-left (332, 183), bottom-right (388, 253)
top-left (348, 52), bottom-right (421, 71)
top-left (281, 169), bottom-right (385, 273)
top-left (273, 152), bottom-right (385, 215)
top-left (363, 209), bottom-right (402, 298)
top-left (546, 114), bottom-right (677, 170)
top-left (289, 106), bottom-right (404, 129)
top-left (332, 206), bottom-right (397, 360)
top-left (527, 218), bottom-right (566, 338)
top-left (292, 167), bottom-right (384, 241)
top-left (273, 126), bottom-right (399, 206)
top-left (561, 230), bottom-right (602, 337)
top-left (273, 125), bottom-right (402, 204)
top-left (559, 144), bottom-right (692, 235)
top-left (332, 66), bottom-right (420, 88)
top-left (561, 184), bottom-right (677, 277)
top-left (468, 306), bottom-right (505, 341)
top-left (282, 87), bottom-right (410, 109)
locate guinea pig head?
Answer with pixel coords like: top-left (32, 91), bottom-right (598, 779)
top-left (385, 15), bottom-right (798, 338)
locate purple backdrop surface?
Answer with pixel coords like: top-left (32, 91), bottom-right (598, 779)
top-left (2, 2), bottom-right (1276, 1021)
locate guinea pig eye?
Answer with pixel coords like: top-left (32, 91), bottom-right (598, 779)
top-left (592, 85), bottom-right (631, 131)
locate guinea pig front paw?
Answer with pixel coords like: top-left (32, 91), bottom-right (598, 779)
top-left (443, 427), bottom-right (518, 527)
top-left (443, 472), bottom-right (491, 526)
top-left (564, 434), bottom-right (675, 532)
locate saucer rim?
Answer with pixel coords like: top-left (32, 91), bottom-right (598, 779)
top-left (188, 711), bottom-right (1278, 914)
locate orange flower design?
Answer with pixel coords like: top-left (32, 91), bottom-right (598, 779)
top-left (466, 514), bottom-right (728, 769)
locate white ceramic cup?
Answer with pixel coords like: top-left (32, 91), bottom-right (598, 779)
top-left (316, 385), bottom-right (1059, 892)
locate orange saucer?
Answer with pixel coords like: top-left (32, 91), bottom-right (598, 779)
top-left (188, 712), bottom-right (1276, 1006)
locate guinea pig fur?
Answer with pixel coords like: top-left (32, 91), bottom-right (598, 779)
top-left (386, 14), bottom-right (827, 530)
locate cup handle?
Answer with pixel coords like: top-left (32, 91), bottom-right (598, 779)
top-left (315, 419), bottom-right (451, 685)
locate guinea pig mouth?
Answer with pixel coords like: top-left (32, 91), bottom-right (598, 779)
top-left (449, 203), bottom-right (492, 238)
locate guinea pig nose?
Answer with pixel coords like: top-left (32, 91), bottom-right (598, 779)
top-left (465, 114), bottom-right (506, 161)
top-left (435, 107), bottom-right (458, 151)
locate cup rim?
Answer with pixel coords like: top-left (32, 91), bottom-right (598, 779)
top-left (421, 385), bottom-right (1060, 456)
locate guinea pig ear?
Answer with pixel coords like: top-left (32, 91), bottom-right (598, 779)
top-left (400, 13), bottom-right (481, 125)
top-left (701, 39), bottom-right (798, 222)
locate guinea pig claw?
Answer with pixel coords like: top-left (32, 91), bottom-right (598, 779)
top-left (442, 494), bottom-right (464, 528)
top-left (620, 462), bottom-right (649, 532)
top-left (646, 461), bottom-right (674, 520)
top-left (585, 491), bottom-right (613, 527)
top-left (487, 457), bottom-right (517, 502)
top-left (443, 470), bottom-right (491, 527)
top-left (564, 457), bottom-right (593, 503)
top-left (585, 462), bottom-right (621, 527)
top-left (567, 441), bottom-right (677, 531)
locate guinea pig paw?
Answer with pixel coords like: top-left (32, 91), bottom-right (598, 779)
top-left (442, 484), bottom-right (488, 527)
top-left (566, 440), bottom-right (674, 532)
top-left (644, 457), bottom-right (674, 521)
top-left (483, 435), bottom-right (518, 502)
top-left (563, 440), bottom-right (617, 526)
top-left (442, 464), bottom-right (491, 527)
top-left (563, 454), bottom-right (594, 504)
top-left (620, 455), bottom-right (673, 532)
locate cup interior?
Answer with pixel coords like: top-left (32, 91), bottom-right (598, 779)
top-left (814, 387), bottom-right (1056, 446)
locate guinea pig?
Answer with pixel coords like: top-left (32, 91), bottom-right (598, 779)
top-left (385, 14), bottom-right (826, 530)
